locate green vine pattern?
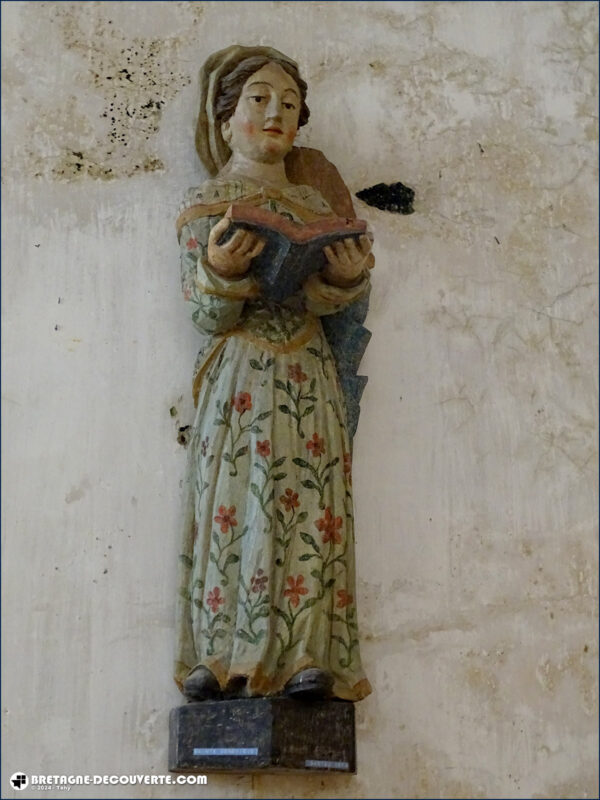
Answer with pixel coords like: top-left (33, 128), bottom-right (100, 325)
top-left (274, 490), bottom-right (308, 566)
top-left (209, 521), bottom-right (248, 586)
top-left (194, 436), bottom-right (214, 508)
top-left (297, 514), bottom-right (348, 599)
top-left (275, 374), bottom-right (317, 438)
top-left (292, 452), bottom-right (340, 509)
top-left (214, 396), bottom-right (272, 476)
top-left (273, 589), bottom-right (320, 667)
top-left (250, 454), bottom-right (287, 532)
top-left (306, 339), bottom-right (333, 380)
top-left (236, 572), bottom-right (270, 646)
top-left (186, 577), bottom-right (232, 657)
top-left (328, 604), bottom-right (359, 669)
top-left (249, 352), bottom-right (275, 372)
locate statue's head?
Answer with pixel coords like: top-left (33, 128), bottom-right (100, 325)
top-left (196, 46), bottom-right (310, 175)
top-left (218, 59), bottom-right (308, 165)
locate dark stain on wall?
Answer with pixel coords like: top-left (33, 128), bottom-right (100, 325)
top-left (26, 5), bottom-right (192, 181)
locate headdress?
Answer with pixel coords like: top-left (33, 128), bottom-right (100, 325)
top-left (196, 44), bottom-right (299, 176)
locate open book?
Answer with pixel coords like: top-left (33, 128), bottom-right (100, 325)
top-left (221, 204), bottom-right (368, 302)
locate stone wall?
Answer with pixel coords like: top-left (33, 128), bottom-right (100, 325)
top-left (2, 2), bottom-right (597, 797)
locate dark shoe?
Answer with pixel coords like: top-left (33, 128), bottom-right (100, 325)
top-left (284, 668), bottom-right (333, 700)
top-left (183, 666), bottom-right (221, 701)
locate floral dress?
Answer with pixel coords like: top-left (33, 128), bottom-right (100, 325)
top-left (174, 178), bottom-right (372, 701)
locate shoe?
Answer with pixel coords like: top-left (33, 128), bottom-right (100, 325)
top-left (183, 666), bottom-right (221, 701)
top-left (284, 668), bottom-right (333, 700)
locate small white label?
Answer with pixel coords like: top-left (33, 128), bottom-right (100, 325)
top-left (305, 759), bottom-right (349, 770)
top-left (193, 747), bottom-right (258, 757)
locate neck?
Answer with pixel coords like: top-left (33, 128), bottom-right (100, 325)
top-left (219, 153), bottom-right (291, 188)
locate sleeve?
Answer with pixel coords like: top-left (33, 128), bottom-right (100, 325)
top-left (302, 269), bottom-right (371, 317)
top-left (179, 212), bottom-right (259, 335)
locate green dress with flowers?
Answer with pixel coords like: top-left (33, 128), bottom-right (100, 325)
top-left (174, 177), bottom-right (372, 701)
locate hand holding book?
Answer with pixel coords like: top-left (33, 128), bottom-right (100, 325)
top-left (209, 204), bottom-right (373, 301)
top-left (322, 234), bottom-right (373, 288)
top-left (207, 217), bottom-right (266, 280)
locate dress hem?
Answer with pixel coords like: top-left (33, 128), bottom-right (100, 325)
top-left (175, 657), bottom-right (372, 702)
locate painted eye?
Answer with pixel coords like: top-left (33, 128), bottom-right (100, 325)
top-left (283, 102), bottom-right (296, 110)
top-left (250, 95), bottom-right (266, 103)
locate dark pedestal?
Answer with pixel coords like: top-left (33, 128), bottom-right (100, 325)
top-left (169, 698), bottom-right (356, 774)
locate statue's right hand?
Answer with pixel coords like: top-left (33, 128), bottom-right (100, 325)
top-left (207, 218), bottom-right (265, 279)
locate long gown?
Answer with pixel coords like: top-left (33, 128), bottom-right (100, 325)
top-left (174, 177), bottom-right (372, 701)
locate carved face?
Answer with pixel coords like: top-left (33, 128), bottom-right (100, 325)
top-left (221, 62), bottom-right (301, 164)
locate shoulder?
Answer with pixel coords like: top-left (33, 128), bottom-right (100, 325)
top-left (178, 179), bottom-right (252, 213)
top-left (176, 179), bottom-right (261, 238)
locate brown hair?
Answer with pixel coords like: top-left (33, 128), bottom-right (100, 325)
top-left (215, 55), bottom-right (310, 128)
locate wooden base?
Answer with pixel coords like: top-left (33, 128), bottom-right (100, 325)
top-left (169, 698), bottom-right (356, 774)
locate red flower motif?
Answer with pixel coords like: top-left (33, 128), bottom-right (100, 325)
top-left (186, 237), bottom-right (199, 250)
top-left (214, 504), bottom-right (237, 534)
top-left (280, 488), bottom-right (300, 512)
top-left (250, 569), bottom-right (268, 594)
top-left (256, 440), bottom-right (271, 457)
top-left (183, 287), bottom-right (192, 301)
top-left (233, 392), bottom-right (252, 413)
top-left (306, 432), bottom-right (325, 457)
top-left (336, 589), bottom-right (353, 608)
top-left (206, 586), bottom-right (225, 613)
top-left (284, 574), bottom-right (309, 608)
top-left (288, 363), bottom-right (307, 383)
top-left (315, 507), bottom-right (343, 544)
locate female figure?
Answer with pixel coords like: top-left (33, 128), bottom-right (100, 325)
top-left (175, 46), bottom-right (372, 702)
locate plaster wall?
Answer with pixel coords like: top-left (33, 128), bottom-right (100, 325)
top-left (2, 2), bottom-right (598, 798)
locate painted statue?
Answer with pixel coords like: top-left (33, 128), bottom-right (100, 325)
top-left (175, 45), bottom-right (373, 703)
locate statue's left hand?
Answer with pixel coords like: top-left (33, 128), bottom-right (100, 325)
top-left (322, 234), bottom-right (374, 287)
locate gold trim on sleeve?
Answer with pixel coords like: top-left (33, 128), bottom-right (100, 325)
top-left (195, 280), bottom-right (260, 300)
top-left (303, 271), bottom-right (369, 306)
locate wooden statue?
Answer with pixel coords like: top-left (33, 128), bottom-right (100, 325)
top-left (174, 45), bottom-right (373, 709)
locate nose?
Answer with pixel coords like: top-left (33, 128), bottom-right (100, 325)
top-left (265, 93), bottom-right (283, 121)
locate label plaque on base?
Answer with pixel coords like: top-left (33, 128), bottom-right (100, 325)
top-left (169, 698), bottom-right (356, 774)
